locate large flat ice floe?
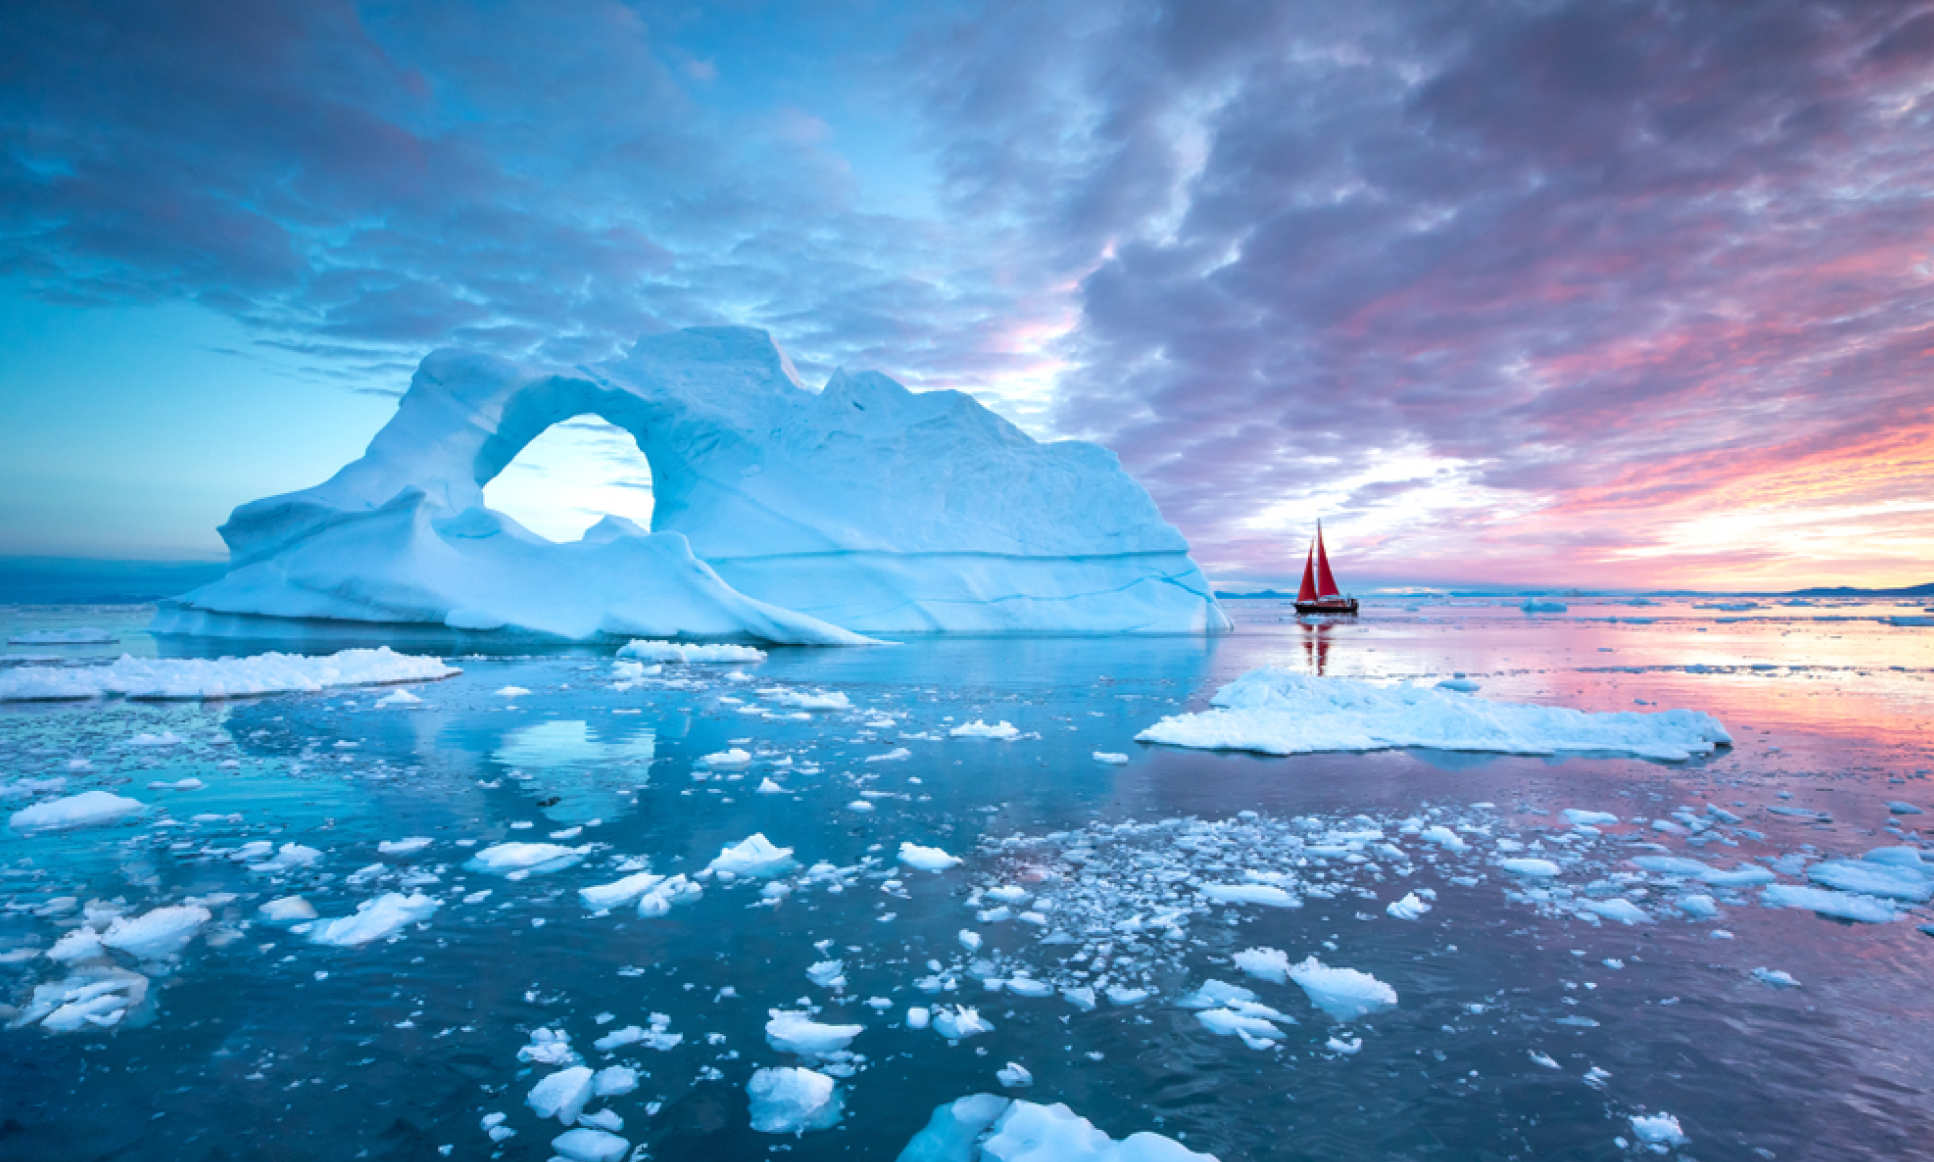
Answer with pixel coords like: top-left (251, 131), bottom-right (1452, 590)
top-left (898, 1094), bottom-right (1217, 1161)
top-left (1137, 669), bottom-right (1732, 761)
top-left (0, 647), bottom-right (457, 701)
top-left (156, 326), bottom-right (1229, 643)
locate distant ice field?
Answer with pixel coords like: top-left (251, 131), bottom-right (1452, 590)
top-left (1, 595), bottom-right (1930, 1160)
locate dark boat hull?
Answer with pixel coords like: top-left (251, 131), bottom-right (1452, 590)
top-left (1295, 598), bottom-right (1359, 615)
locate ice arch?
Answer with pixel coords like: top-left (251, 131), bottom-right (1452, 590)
top-left (480, 418), bottom-right (654, 543)
top-left (161, 326), bottom-right (1231, 643)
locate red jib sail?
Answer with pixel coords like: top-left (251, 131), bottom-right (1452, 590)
top-left (1296, 544), bottom-right (1318, 603)
top-left (1314, 521), bottom-right (1341, 598)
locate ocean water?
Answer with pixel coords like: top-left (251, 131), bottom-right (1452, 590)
top-left (2, 596), bottom-right (1931, 1161)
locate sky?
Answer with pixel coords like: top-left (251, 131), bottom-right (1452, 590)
top-left (2, 0), bottom-right (1931, 590)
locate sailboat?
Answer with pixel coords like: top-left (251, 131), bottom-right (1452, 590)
top-left (1294, 521), bottom-right (1359, 615)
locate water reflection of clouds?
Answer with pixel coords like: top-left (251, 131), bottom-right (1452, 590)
top-left (492, 719), bottom-right (657, 825)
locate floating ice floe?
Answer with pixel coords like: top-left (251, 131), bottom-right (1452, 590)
top-left (747, 1066), bottom-right (843, 1134)
top-left (1288, 957), bottom-right (1398, 1021)
top-left (1092, 751), bottom-right (1130, 764)
top-left (13, 965), bottom-right (151, 1033)
top-left (9, 790), bottom-right (146, 833)
top-left (308, 892), bottom-right (441, 947)
top-left (898, 1094), bottom-right (1218, 1161)
top-left (0, 647), bottom-right (457, 702)
top-left (1760, 884), bottom-right (1900, 924)
top-left (377, 836), bottom-right (433, 857)
top-left (950, 720), bottom-right (1023, 740)
top-left (1752, 967), bottom-right (1802, 989)
top-left (1231, 946), bottom-right (1290, 983)
top-left (696, 747), bottom-right (753, 768)
top-left (1136, 669), bottom-right (1731, 760)
top-left (100, 904), bottom-right (211, 961)
top-left (765, 1010), bottom-right (863, 1057)
top-left (528, 1065), bottom-right (595, 1123)
top-left (467, 842), bottom-right (586, 878)
top-left (900, 842), bottom-right (963, 872)
top-left (550, 1127), bottom-right (629, 1162)
top-left (618, 639), bottom-right (769, 664)
top-left (1628, 1112), bottom-right (1688, 1151)
top-left (1805, 852), bottom-right (1933, 903)
top-left (705, 833), bottom-right (796, 878)
top-left (1385, 891), bottom-right (1432, 920)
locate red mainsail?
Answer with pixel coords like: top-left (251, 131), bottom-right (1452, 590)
top-left (1296, 544), bottom-right (1318, 603)
top-left (1314, 521), bottom-right (1341, 597)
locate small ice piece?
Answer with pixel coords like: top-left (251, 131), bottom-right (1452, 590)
top-left (1060, 986), bottom-right (1097, 1012)
top-left (378, 836), bottom-right (433, 857)
top-left (1326, 1034), bottom-right (1362, 1054)
top-left (756, 777), bottom-right (787, 794)
top-left (1385, 892), bottom-right (1432, 920)
top-left (1200, 882), bottom-right (1299, 907)
top-left (1419, 825), bottom-right (1468, 852)
top-left (866, 747), bottom-right (912, 763)
top-left (580, 871), bottom-right (666, 912)
top-left (1092, 751), bottom-right (1130, 765)
top-left (47, 928), bottom-right (106, 962)
top-left (996, 1062), bottom-right (1033, 1088)
top-left (550, 1128), bottom-right (629, 1162)
top-left (1628, 1112), bottom-right (1688, 1149)
top-left (1105, 985), bottom-right (1150, 1006)
top-left (593, 1065), bottom-right (639, 1096)
top-left (308, 892), bottom-right (441, 947)
top-left (949, 720), bottom-right (1022, 740)
top-left (1231, 946), bottom-right (1290, 984)
top-left (495, 686), bottom-right (532, 697)
top-left (1751, 967), bottom-right (1801, 989)
top-left (518, 1028), bottom-right (580, 1066)
top-left (1195, 1007), bottom-right (1285, 1048)
top-left (100, 904), bottom-right (211, 961)
top-left (766, 1011), bottom-right (863, 1057)
top-left (747, 1066), bottom-right (843, 1134)
top-left (805, 959), bottom-right (846, 990)
top-left (1676, 894), bottom-right (1719, 919)
top-left (765, 689), bottom-right (851, 712)
top-left (617, 640), bottom-right (767, 664)
top-left (706, 833), bottom-right (796, 878)
top-left (1562, 809), bottom-right (1620, 826)
top-left (1499, 858), bottom-right (1561, 879)
top-left (1578, 898), bottom-right (1651, 925)
top-left (1805, 858), bottom-right (1934, 903)
top-left (697, 747), bottom-right (753, 768)
top-left (958, 929), bottom-right (983, 952)
top-left (899, 841), bottom-right (962, 872)
top-left (10, 790), bottom-right (145, 833)
top-left (259, 895), bottom-right (318, 923)
top-left (467, 842), bottom-right (585, 878)
top-left (374, 688), bottom-right (421, 707)
top-left (1289, 957), bottom-right (1398, 1021)
top-left (907, 1006), bottom-right (931, 1029)
top-left (147, 777), bottom-right (204, 791)
top-left (247, 842), bottom-right (323, 874)
top-left (1529, 1050), bottom-right (1560, 1070)
top-left (1761, 883), bottom-right (1900, 924)
top-left (527, 1066), bottom-right (595, 1123)
top-left (1888, 801), bottom-right (1924, 815)
top-left (898, 1096), bottom-right (1217, 1161)
top-left (933, 1005), bottom-right (994, 1040)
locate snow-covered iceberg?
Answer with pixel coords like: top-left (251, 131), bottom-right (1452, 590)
top-left (1137, 669), bottom-right (1732, 761)
top-left (157, 327), bottom-right (1228, 643)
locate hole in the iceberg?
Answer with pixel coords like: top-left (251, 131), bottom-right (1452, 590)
top-left (480, 417), bottom-right (654, 543)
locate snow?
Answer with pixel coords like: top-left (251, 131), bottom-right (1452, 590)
top-left (898, 1095), bottom-right (1218, 1162)
top-left (161, 326), bottom-right (1228, 642)
top-left (747, 1066), bottom-right (843, 1134)
top-left (950, 719), bottom-right (1022, 740)
top-left (899, 841), bottom-right (963, 872)
top-left (765, 1010), bottom-right (863, 1057)
top-left (308, 892), bottom-right (441, 947)
top-left (100, 904), bottom-right (211, 960)
top-left (1138, 669), bottom-right (1730, 760)
top-left (705, 833), bottom-right (796, 878)
top-left (1288, 957), bottom-right (1398, 1020)
top-left (617, 639), bottom-right (768, 664)
top-left (10, 790), bottom-right (145, 833)
top-left (0, 647), bottom-right (457, 701)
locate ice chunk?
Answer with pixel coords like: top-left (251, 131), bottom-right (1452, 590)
top-left (378, 836), bottom-right (433, 856)
top-left (1419, 825), bottom-right (1467, 852)
top-left (1761, 884), bottom-right (1900, 923)
top-left (527, 1066), bottom-right (595, 1123)
top-left (766, 1010), bottom-right (864, 1057)
top-left (308, 892), bottom-right (441, 947)
top-left (1092, 751), bottom-right (1130, 765)
top-left (467, 842), bottom-right (585, 877)
top-left (706, 833), bottom-right (796, 878)
top-left (618, 640), bottom-right (768, 664)
top-left (1562, 809), bottom-right (1619, 826)
top-left (259, 895), bottom-right (318, 923)
top-left (1499, 858), bottom-right (1560, 878)
top-left (10, 790), bottom-right (146, 833)
top-left (1752, 967), bottom-right (1801, 989)
top-left (996, 1062), bottom-right (1033, 1088)
top-left (1231, 946), bottom-right (1290, 984)
top-left (933, 1005), bottom-right (994, 1040)
top-left (1385, 891), bottom-right (1432, 920)
top-left (100, 904), bottom-right (211, 960)
top-left (1200, 883), bottom-right (1299, 908)
top-left (899, 842), bottom-right (962, 872)
top-left (1579, 898), bottom-right (1651, 925)
top-left (1289, 957), bottom-right (1398, 1020)
top-left (747, 1066), bottom-right (843, 1134)
top-left (1137, 669), bottom-right (1730, 760)
top-left (897, 1095), bottom-right (1219, 1161)
top-left (550, 1128), bottom-right (629, 1162)
top-left (697, 747), bottom-right (753, 768)
top-left (0, 647), bottom-right (456, 702)
top-left (1628, 1112), bottom-right (1687, 1149)
top-left (1806, 858), bottom-right (1933, 903)
top-left (950, 720), bottom-right (1022, 740)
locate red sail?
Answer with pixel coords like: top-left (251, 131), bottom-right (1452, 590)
top-left (1296, 544), bottom-right (1318, 603)
top-left (1314, 522), bottom-right (1341, 598)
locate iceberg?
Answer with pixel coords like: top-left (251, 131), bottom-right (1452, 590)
top-left (1136, 669), bottom-right (1731, 761)
top-left (156, 326), bottom-right (1228, 643)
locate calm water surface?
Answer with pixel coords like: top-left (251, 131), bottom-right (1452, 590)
top-left (2, 597), bottom-right (1930, 1161)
